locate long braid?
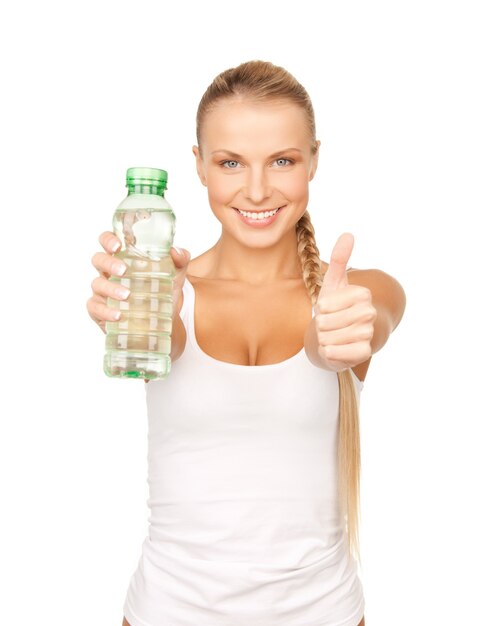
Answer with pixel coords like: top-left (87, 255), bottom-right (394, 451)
top-left (296, 211), bottom-right (362, 566)
top-left (296, 210), bottom-right (324, 304)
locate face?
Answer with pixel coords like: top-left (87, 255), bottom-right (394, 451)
top-left (192, 98), bottom-right (319, 247)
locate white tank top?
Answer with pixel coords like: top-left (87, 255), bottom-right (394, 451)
top-left (123, 276), bottom-right (366, 626)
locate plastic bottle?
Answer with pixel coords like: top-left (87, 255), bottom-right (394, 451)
top-left (103, 167), bottom-right (176, 381)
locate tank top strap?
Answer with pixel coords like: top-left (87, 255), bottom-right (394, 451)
top-left (179, 277), bottom-right (193, 324)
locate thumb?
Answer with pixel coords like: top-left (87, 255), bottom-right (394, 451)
top-left (171, 246), bottom-right (190, 267)
top-left (320, 232), bottom-right (354, 294)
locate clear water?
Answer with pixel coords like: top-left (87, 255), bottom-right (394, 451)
top-left (103, 207), bottom-right (175, 381)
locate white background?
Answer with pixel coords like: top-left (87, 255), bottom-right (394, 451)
top-left (1, 1), bottom-right (478, 624)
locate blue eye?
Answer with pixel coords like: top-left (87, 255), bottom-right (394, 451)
top-left (274, 158), bottom-right (292, 167)
top-left (219, 158), bottom-right (293, 169)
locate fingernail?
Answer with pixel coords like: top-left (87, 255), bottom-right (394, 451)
top-left (113, 262), bottom-right (126, 276)
top-left (115, 287), bottom-right (130, 299)
top-left (173, 246), bottom-right (184, 256)
top-left (112, 240), bottom-right (121, 253)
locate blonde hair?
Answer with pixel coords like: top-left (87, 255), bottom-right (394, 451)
top-left (196, 60), bottom-right (362, 566)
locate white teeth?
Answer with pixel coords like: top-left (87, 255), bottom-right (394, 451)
top-left (238, 207), bottom-right (280, 219)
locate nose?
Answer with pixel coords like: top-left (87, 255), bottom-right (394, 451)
top-left (243, 166), bottom-right (272, 205)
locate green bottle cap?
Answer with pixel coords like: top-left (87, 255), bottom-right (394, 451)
top-left (126, 167), bottom-right (168, 190)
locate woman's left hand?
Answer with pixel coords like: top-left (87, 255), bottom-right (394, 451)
top-left (313, 233), bottom-right (377, 372)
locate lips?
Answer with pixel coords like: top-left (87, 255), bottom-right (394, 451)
top-left (232, 205), bottom-right (285, 227)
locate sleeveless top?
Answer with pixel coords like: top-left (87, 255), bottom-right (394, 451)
top-left (123, 276), bottom-right (366, 626)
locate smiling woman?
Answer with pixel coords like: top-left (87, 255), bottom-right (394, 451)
top-left (88, 58), bottom-right (405, 626)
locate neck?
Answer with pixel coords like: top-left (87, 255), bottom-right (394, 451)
top-left (207, 228), bottom-right (303, 285)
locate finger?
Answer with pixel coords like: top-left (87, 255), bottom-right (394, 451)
top-left (315, 298), bottom-right (366, 329)
top-left (321, 340), bottom-right (372, 365)
top-left (321, 232), bottom-right (354, 294)
top-left (91, 276), bottom-right (130, 301)
top-left (87, 294), bottom-right (122, 325)
top-left (315, 284), bottom-right (371, 315)
top-left (170, 246), bottom-right (191, 268)
top-left (316, 322), bottom-right (374, 347)
top-left (99, 231), bottom-right (122, 254)
top-left (91, 251), bottom-right (127, 279)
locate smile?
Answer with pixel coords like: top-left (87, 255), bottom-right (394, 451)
top-left (233, 205), bottom-right (285, 227)
top-left (236, 207), bottom-right (280, 219)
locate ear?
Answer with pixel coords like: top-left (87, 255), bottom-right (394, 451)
top-left (192, 145), bottom-right (207, 186)
top-left (308, 139), bottom-right (321, 181)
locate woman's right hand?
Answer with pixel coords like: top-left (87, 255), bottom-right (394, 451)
top-left (87, 231), bottom-right (191, 334)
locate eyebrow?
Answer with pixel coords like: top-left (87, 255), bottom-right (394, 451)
top-left (210, 148), bottom-right (303, 158)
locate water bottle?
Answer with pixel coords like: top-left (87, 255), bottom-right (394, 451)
top-left (103, 167), bottom-right (176, 381)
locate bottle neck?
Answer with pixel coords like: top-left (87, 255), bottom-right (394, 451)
top-left (127, 184), bottom-right (165, 196)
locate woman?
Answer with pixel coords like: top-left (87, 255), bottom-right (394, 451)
top-left (87, 60), bottom-right (406, 626)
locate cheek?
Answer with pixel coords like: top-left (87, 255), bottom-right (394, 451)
top-left (283, 172), bottom-right (310, 202)
top-left (207, 171), bottom-right (237, 205)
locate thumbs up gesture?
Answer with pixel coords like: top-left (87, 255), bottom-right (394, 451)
top-left (313, 233), bottom-right (377, 372)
